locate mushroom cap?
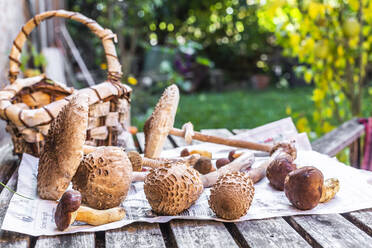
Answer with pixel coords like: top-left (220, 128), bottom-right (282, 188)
top-left (144, 84), bottom-right (179, 158)
top-left (193, 157), bottom-right (213, 175)
top-left (144, 163), bottom-right (203, 215)
top-left (267, 157), bottom-right (297, 191)
top-left (270, 142), bottom-right (297, 161)
top-left (216, 158), bottom-right (230, 169)
top-left (72, 146), bottom-right (133, 210)
top-left (209, 172), bottom-right (254, 220)
top-left (37, 94), bottom-right (88, 200)
top-left (55, 190), bottom-right (82, 231)
top-left (127, 151), bottom-right (143, 171)
top-left (284, 166), bottom-right (324, 210)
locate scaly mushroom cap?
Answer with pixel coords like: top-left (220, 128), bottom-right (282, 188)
top-left (144, 163), bottom-right (203, 215)
top-left (284, 166), bottom-right (324, 210)
top-left (144, 84), bottom-right (179, 158)
top-left (209, 172), bottom-right (255, 220)
top-left (37, 95), bottom-right (88, 200)
top-left (72, 146), bottom-right (133, 210)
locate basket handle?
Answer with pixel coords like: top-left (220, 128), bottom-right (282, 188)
top-left (8, 9), bottom-right (122, 84)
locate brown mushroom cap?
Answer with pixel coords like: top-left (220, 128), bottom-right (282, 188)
top-left (193, 157), bottom-right (213, 175)
top-left (284, 166), bottom-right (324, 210)
top-left (72, 146), bottom-right (133, 210)
top-left (37, 95), bottom-right (88, 200)
top-left (144, 84), bottom-right (179, 158)
top-left (144, 163), bottom-right (203, 215)
top-left (267, 157), bottom-right (297, 191)
top-left (209, 172), bottom-right (254, 220)
top-left (55, 190), bottom-right (82, 231)
top-left (216, 158), bottom-right (230, 169)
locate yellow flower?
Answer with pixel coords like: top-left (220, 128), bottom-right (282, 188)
top-left (286, 106), bottom-right (292, 115)
top-left (128, 76), bottom-right (138, 85)
top-left (100, 63), bottom-right (107, 70)
top-left (311, 88), bottom-right (325, 102)
top-left (296, 117), bottom-right (310, 133)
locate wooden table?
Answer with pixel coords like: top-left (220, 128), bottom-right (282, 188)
top-left (0, 118), bottom-right (371, 248)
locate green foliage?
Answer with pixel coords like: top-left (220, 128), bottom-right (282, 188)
top-left (256, 0), bottom-right (372, 136)
top-left (67, 0), bottom-right (272, 78)
top-left (20, 42), bottom-right (47, 73)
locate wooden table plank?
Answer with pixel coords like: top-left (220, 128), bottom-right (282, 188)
top-left (342, 210), bottom-right (372, 236)
top-left (170, 220), bottom-right (238, 248)
top-left (0, 169), bottom-right (30, 248)
top-left (106, 222), bottom-right (165, 248)
top-left (233, 218), bottom-right (311, 248)
top-left (312, 118), bottom-right (364, 156)
top-left (105, 134), bottom-right (167, 248)
top-left (286, 214), bottom-right (372, 248)
top-left (35, 233), bottom-right (95, 248)
top-left (136, 132), bottom-right (173, 153)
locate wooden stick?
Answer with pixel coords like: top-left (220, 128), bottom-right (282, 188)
top-left (169, 128), bottom-right (272, 152)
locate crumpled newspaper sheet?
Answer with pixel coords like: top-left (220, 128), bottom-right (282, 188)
top-left (2, 118), bottom-right (372, 236)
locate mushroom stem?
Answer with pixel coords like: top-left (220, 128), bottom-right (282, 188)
top-left (76, 206), bottom-right (126, 226)
top-left (201, 152), bottom-right (255, 188)
top-left (319, 178), bottom-right (340, 203)
top-left (247, 160), bottom-right (271, 184)
top-left (83, 145), bottom-right (98, 154)
top-left (128, 151), bottom-right (200, 171)
top-left (169, 127), bottom-right (272, 152)
top-left (133, 171), bottom-right (149, 182)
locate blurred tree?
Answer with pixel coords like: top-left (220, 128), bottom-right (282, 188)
top-left (257, 0), bottom-right (372, 136)
top-left (68, 0), bottom-right (272, 80)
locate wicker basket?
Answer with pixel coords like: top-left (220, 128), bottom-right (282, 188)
top-left (0, 10), bottom-right (132, 157)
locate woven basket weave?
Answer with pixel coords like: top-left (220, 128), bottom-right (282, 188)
top-left (0, 10), bottom-right (132, 157)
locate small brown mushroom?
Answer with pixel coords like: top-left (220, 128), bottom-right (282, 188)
top-left (193, 157), bottom-right (213, 174)
top-left (55, 190), bottom-right (126, 231)
top-left (209, 172), bottom-right (254, 220)
top-left (180, 148), bottom-right (190, 157)
top-left (228, 150), bottom-right (242, 162)
top-left (284, 166), bottom-right (324, 210)
top-left (55, 190), bottom-right (82, 231)
top-left (72, 146), bottom-right (132, 210)
top-left (216, 158), bottom-right (230, 169)
top-left (267, 157), bottom-right (297, 190)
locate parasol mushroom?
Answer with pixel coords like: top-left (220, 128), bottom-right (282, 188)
top-left (72, 146), bottom-right (133, 210)
top-left (37, 94), bottom-right (88, 200)
top-left (143, 85), bottom-right (272, 158)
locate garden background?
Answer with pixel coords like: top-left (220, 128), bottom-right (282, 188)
top-left (0, 0), bottom-right (371, 160)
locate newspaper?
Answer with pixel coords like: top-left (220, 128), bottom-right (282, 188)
top-left (3, 117), bottom-right (372, 236)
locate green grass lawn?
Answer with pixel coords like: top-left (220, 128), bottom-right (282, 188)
top-left (131, 86), bottom-right (314, 131)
